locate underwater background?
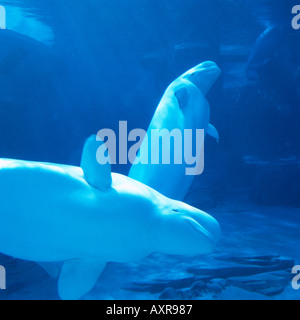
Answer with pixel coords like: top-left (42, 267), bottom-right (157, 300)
top-left (0, 0), bottom-right (299, 300)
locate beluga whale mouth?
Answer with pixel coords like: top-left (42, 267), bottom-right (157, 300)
top-left (183, 216), bottom-right (215, 243)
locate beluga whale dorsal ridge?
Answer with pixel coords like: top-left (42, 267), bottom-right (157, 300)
top-left (0, 135), bottom-right (221, 299)
top-left (129, 61), bottom-right (221, 200)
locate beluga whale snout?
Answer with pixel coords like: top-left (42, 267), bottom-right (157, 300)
top-left (156, 199), bottom-right (221, 256)
top-left (181, 61), bottom-right (221, 95)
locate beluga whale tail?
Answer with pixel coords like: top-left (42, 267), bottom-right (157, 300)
top-left (0, 135), bottom-right (221, 299)
top-left (129, 61), bottom-right (221, 200)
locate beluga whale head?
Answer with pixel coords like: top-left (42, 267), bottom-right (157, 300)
top-left (155, 197), bottom-right (221, 256)
top-left (181, 61), bottom-right (221, 95)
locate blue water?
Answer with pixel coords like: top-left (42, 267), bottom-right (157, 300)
top-left (0, 0), bottom-right (299, 300)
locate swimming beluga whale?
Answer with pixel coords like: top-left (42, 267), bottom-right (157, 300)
top-left (129, 61), bottom-right (221, 201)
top-left (0, 135), bottom-right (221, 300)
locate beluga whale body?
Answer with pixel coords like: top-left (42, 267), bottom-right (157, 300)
top-left (0, 135), bottom-right (221, 300)
top-left (129, 61), bottom-right (221, 201)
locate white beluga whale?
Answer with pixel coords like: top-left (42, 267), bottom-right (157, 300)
top-left (129, 61), bottom-right (221, 200)
top-left (0, 135), bottom-right (221, 300)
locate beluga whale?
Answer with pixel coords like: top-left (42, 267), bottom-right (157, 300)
top-left (0, 135), bottom-right (221, 300)
top-left (129, 61), bottom-right (221, 201)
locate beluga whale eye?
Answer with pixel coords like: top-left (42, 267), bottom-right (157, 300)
top-left (172, 209), bottom-right (179, 213)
